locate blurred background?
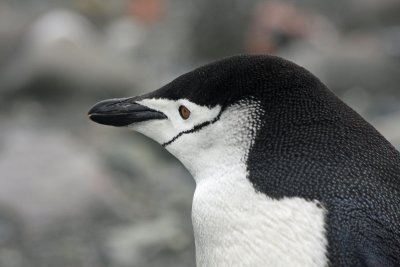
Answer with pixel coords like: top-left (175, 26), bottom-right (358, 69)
top-left (0, 0), bottom-right (399, 266)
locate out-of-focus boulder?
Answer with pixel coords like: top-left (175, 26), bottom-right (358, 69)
top-left (1, 9), bottom-right (139, 100)
top-left (104, 214), bottom-right (194, 267)
top-left (0, 126), bottom-right (118, 230)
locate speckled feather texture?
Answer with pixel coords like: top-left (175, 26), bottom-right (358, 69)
top-left (90, 55), bottom-right (400, 266)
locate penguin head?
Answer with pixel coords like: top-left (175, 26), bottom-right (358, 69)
top-left (88, 55), bottom-right (328, 178)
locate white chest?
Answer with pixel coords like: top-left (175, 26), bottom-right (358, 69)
top-left (191, 169), bottom-right (328, 267)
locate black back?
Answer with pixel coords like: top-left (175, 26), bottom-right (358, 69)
top-left (146, 55), bottom-right (400, 266)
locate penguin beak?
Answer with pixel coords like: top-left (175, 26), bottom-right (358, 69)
top-left (88, 98), bottom-right (167, 127)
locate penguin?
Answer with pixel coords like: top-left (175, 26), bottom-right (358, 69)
top-left (88, 55), bottom-right (400, 267)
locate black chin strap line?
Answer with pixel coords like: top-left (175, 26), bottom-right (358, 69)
top-left (162, 109), bottom-right (223, 147)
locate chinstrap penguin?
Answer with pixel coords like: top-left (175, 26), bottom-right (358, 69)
top-left (88, 55), bottom-right (400, 267)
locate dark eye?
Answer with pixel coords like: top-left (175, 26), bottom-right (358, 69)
top-left (179, 105), bottom-right (191, 120)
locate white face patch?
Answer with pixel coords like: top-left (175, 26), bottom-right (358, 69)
top-left (129, 98), bottom-right (221, 146)
top-left (164, 98), bottom-right (263, 178)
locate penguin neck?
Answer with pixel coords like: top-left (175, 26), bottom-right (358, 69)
top-left (167, 99), bottom-right (329, 266)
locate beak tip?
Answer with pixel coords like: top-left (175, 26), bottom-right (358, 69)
top-left (87, 99), bottom-right (114, 116)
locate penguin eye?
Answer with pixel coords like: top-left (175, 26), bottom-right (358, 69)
top-left (179, 105), bottom-right (191, 120)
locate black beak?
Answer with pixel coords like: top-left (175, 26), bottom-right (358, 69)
top-left (88, 98), bottom-right (167, 127)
